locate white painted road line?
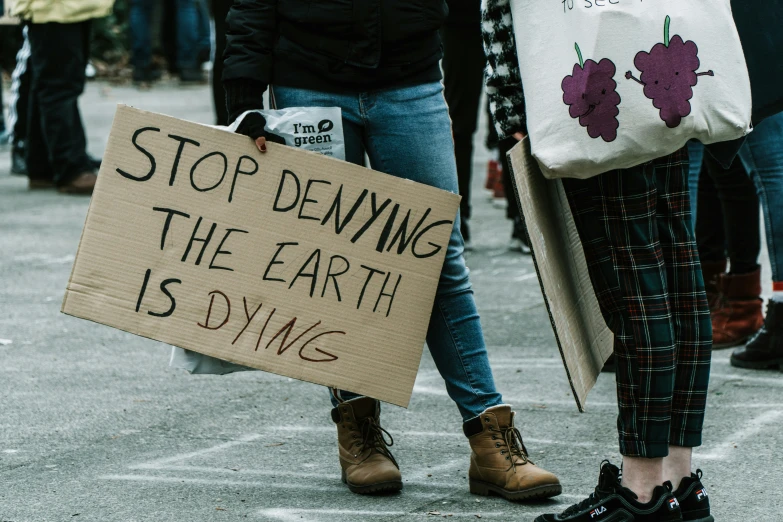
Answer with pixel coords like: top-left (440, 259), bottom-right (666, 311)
top-left (132, 433), bottom-right (264, 469)
top-left (99, 474), bottom-right (444, 499)
top-left (257, 508), bottom-right (508, 520)
top-left (699, 410), bottom-right (783, 460)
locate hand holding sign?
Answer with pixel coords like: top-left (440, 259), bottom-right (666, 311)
top-left (233, 112), bottom-right (286, 153)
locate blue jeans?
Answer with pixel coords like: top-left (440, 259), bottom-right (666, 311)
top-left (273, 82), bottom-right (504, 421)
top-left (129, 0), bottom-right (201, 70)
top-left (686, 141), bottom-right (704, 222)
top-left (738, 114), bottom-right (783, 282)
top-left (687, 115), bottom-right (783, 282)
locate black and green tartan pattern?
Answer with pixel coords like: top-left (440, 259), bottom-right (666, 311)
top-left (562, 149), bottom-right (712, 458)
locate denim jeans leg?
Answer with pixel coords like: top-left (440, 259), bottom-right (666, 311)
top-left (271, 86), bottom-right (377, 406)
top-left (195, 0), bottom-right (211, 59)
top-left (175, 0), bottom-right (199, 70)
top-left (686, 140), bottom-right (704, 223)
top-left (363, 83), bottom-right (503, 420)
top-left (129, 0), bottom-right (153, 71)
top-left (738, 112), bottom-right (783, 282)
top-left (271, 83), bottom-right (503, 419)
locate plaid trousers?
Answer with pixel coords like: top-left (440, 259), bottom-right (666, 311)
top-left (562, 149), bottom-right (712, 458)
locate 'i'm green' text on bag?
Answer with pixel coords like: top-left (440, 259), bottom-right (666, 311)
top-left (510, 0), bottom-right (752, 179)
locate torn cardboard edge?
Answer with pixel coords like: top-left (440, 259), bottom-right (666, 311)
top-left (506, 138), bottom-right (613, 412)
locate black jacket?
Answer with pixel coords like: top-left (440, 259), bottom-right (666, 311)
top-left (223, 0), bottom-right (449, 122)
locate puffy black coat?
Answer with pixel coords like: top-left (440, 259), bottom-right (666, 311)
top-left (223, 0), bottom-right (448, 101)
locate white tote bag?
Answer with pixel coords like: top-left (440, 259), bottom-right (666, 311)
top-left (509, 0), bottom-right (752, 179)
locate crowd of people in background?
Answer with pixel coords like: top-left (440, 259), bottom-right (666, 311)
top-left (1, 1), bottom-right (781, 520)
top-left (0, 0), bottom-right (216, 194)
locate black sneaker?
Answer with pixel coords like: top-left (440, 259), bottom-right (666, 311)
top-left (534, 461), bottom-right (682, 522)
top-left (731, 299), bottom-right (783, 370)
top-left (673, 470), bottom-right (713, 522)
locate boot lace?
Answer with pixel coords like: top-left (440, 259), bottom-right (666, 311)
top-left (499, 426), bottom-right (530, 472)
top-left (357, 417), bottom-right (398, 468)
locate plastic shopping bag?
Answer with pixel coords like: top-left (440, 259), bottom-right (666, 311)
top-left (510, 0), bottom-right (752, 179)
top-left (229, 107), bottom-right (345, 160)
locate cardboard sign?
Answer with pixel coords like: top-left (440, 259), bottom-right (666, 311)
top-left (62, 105), bottom-right (460, 407)
top-left (507, 139), bottom-right (613, 412)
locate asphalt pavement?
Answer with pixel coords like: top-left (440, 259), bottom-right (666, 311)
top-left (1, 81), bottom-right (781, 522)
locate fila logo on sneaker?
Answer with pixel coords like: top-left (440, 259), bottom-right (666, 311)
top-left (668, 497), bottom-right (680, 510)
top-left (589, 506), bottom-right (607, 518)
top-left (696, 488), bottom-right (708, 501)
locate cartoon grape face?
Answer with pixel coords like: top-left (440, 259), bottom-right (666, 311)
top-left (626, 16), bottom-right (714, 128)
top-left (562, 43), bottom-right (621, 142)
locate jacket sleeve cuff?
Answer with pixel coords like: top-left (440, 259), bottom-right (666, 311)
top-left (224, 79), bottom-right (267, 125)
top-left (488, 87), bottom-right (527, 140)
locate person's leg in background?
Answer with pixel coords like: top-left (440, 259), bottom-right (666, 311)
top-left (700, 154), bottom-right (763, 349)
top-left (194, 0), bottom-right (211, 65)
top-left (0, 70), bottom-right (4, 140)
top-left (8, 25), bottom-right (31, 175)
top-left (210, 0), bottom-right (230, 125)
top-left (732, 112), bottom-right (783, 369)
top-left (176, 0), bottom-right (204, 82)
top-left (498, 136), bottom-right (530, 253)
top-left (26, 20), bottom-right (95, 194)
top-left (686, 140), bottom-right (705, 220)
top-left (129, 0), bottom-right (159, 83)
top-left (483, 101), bottom-right (503, 193)
top-left (161, 0), bottom-right (178, 74)
top-left (273, 83), bottom-right (562, 500)
top-left (441, 2), bottom-right (485, 250)
top-left (24, 55), bottom-right (51, 189)
top-left (695, 161), bottom-right (727, 310)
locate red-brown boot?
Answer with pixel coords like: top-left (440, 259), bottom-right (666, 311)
top-left (700, 259), bottom-right (727, 311)
top-left (712, 268), bottom-right (764, 349)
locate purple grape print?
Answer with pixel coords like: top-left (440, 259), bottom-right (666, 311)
top-left (626, 16), bottom-right (714, 128)
top-left (561, 43), bottom-right (621, 142)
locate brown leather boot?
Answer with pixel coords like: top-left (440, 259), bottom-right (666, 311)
top-left (712, 268), bottom-right (764, 349)
top-left (465, 405), bottom-right (561, 501)
top-left (701, 259), bottom-right (727, 311)
top-left (57, 171), bottom-right (97, 195)
top-left (332, 397), bottom-right (402, 494)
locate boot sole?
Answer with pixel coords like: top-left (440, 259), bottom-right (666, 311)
top-left (469, 479), bottom-right (562, 501)
top-left (341, 470), bottom-right (402, 495)
top-left (730, 354), bottom-right (783, 370)
top-left (713, 337), bottom-right (751, 350)
top-left (685, 516), bottom-right (714, 522)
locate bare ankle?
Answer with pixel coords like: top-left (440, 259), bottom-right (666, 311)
top-left (663, 445), bottom-right (693, 489)
top-left (621, 456), bottom-right (663, 503)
